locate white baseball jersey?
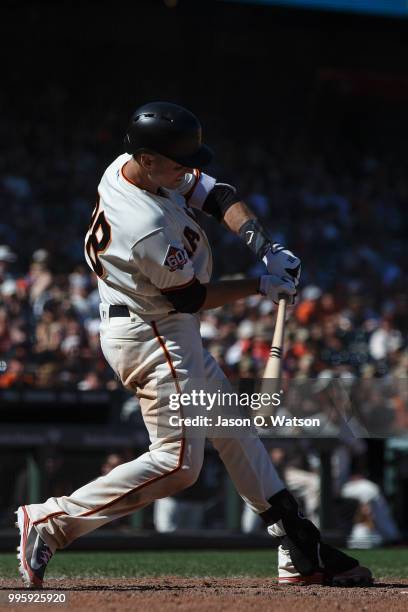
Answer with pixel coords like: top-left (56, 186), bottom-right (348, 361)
top-left (84, 153), bottom-right (216, 316)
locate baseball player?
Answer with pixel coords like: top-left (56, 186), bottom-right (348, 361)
top-left (16, 102), bottom-right (372, 588)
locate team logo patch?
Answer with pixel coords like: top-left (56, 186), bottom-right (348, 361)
top-left (163, 245), bottom-right (188, 271)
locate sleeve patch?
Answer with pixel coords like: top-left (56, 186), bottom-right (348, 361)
top-left (163, 245), bottom-right (189, 271)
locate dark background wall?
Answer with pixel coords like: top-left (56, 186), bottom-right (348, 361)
top-left (2, 0), bottom-right (408, 150)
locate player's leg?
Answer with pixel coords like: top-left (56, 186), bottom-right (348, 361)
top-left (17, 311), bottom-right (207, 586)
top-left (203, 350), bottom-right (372, 586)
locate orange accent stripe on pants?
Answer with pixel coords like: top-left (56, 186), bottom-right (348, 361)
top-left (34, 321), bottom-right (185, 526)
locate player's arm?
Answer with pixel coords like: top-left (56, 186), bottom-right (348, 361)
top-left (163, 275), bottom-right (295, 312)
top-left (200, 276), bottom-right (295, 310)
top-left (181, 171), bottom-right (301, 285)
top-left (132, 229), bottom-right (295, 314)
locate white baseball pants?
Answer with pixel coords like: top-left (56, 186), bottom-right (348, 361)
top-left (26, 307), bottom-right (285, 552)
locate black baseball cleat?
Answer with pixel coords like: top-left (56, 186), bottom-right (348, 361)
top-left (16, 506), bottom-right (54, 588)
top-left (325, 565), bottom-right (373, 587)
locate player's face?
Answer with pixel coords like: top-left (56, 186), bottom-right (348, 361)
top-left (151, 155), bottom-right (192, 189)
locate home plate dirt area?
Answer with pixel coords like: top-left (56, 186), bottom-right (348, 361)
top-left (2, 577), bottom-right (408, 612)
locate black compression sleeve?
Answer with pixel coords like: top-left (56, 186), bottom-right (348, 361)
top-left (161, 278), bottom-right (207, 313)
top-left (238, 219), bottom-right (273, 259)
top-left (202, 184), bottom-right (240, 222)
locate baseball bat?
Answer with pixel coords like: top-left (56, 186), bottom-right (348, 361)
top-left (263, 295), bottom-right (288, 381)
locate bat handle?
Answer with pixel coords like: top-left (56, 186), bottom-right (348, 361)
top-left (270, 295), bottom-right (288, 353)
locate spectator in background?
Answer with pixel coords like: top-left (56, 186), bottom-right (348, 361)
top-left (68, 265), bottom-right (94, 322)
top-left (100, 453), bottom-right (125, 476)
top-left (34, 300), bottom-right (63, 356)
top-left (0, 245), bottom-right (17, 284)
top-left (0, 307), bottom-right (11, 355)
top-left (27, 250), bottom-right (52, 316)
top-left (77, 371), bottom-right (103, 391)
top-left (0, 357), bottom-right (33, 388)
top-left (369, 317), bottom-right (403, 361)
top-left (341, 460), bottom-right (401, 548)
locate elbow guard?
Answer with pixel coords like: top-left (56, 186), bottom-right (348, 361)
top-left (161, 278), bottom-right (207, 313)
top-left (202, 183), bottom-right (240, 222)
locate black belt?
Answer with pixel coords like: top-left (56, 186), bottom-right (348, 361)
top-left (109, 305), bottom-right (130, 317)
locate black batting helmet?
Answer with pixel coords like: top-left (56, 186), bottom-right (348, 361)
top-left (124, 101), bottom-right (213, 169)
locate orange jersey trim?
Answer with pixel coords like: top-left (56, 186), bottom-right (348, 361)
top-left (121, 161), bottom-right (140, 188)
top-left (33, 510), bottom-right (67, 527)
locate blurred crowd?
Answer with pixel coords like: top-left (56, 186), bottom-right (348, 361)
top-left (0, 103), bottom-right (406, 394)
top-left (0, 83), bottom-right (405, 402)
top-left (1, 104), bottom-right (406, 534)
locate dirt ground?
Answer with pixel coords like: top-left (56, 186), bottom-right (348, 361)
top-left (2, 577), bottom-right (408, 612)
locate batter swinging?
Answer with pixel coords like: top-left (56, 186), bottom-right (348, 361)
top-left (16, 102), bottom-right (372, 589)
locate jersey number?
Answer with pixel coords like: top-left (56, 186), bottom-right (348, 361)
top-left (86, 201), bottom-right (111, 278)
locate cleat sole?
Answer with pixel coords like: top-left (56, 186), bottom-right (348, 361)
top-left (329, 566), bottom-right (373, 588)
top-left (278, 573), bottom-right (324, 586)
top-left (15, 506), bottom-right (42, 589)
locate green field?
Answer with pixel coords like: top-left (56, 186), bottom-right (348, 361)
top-left (1, 549), bottom-right (408, 579)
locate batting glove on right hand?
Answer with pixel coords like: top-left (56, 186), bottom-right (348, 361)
top-left (263, 244), bottom-right (301, 287)
top-left (258, 274), bottom-right (297, 305)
